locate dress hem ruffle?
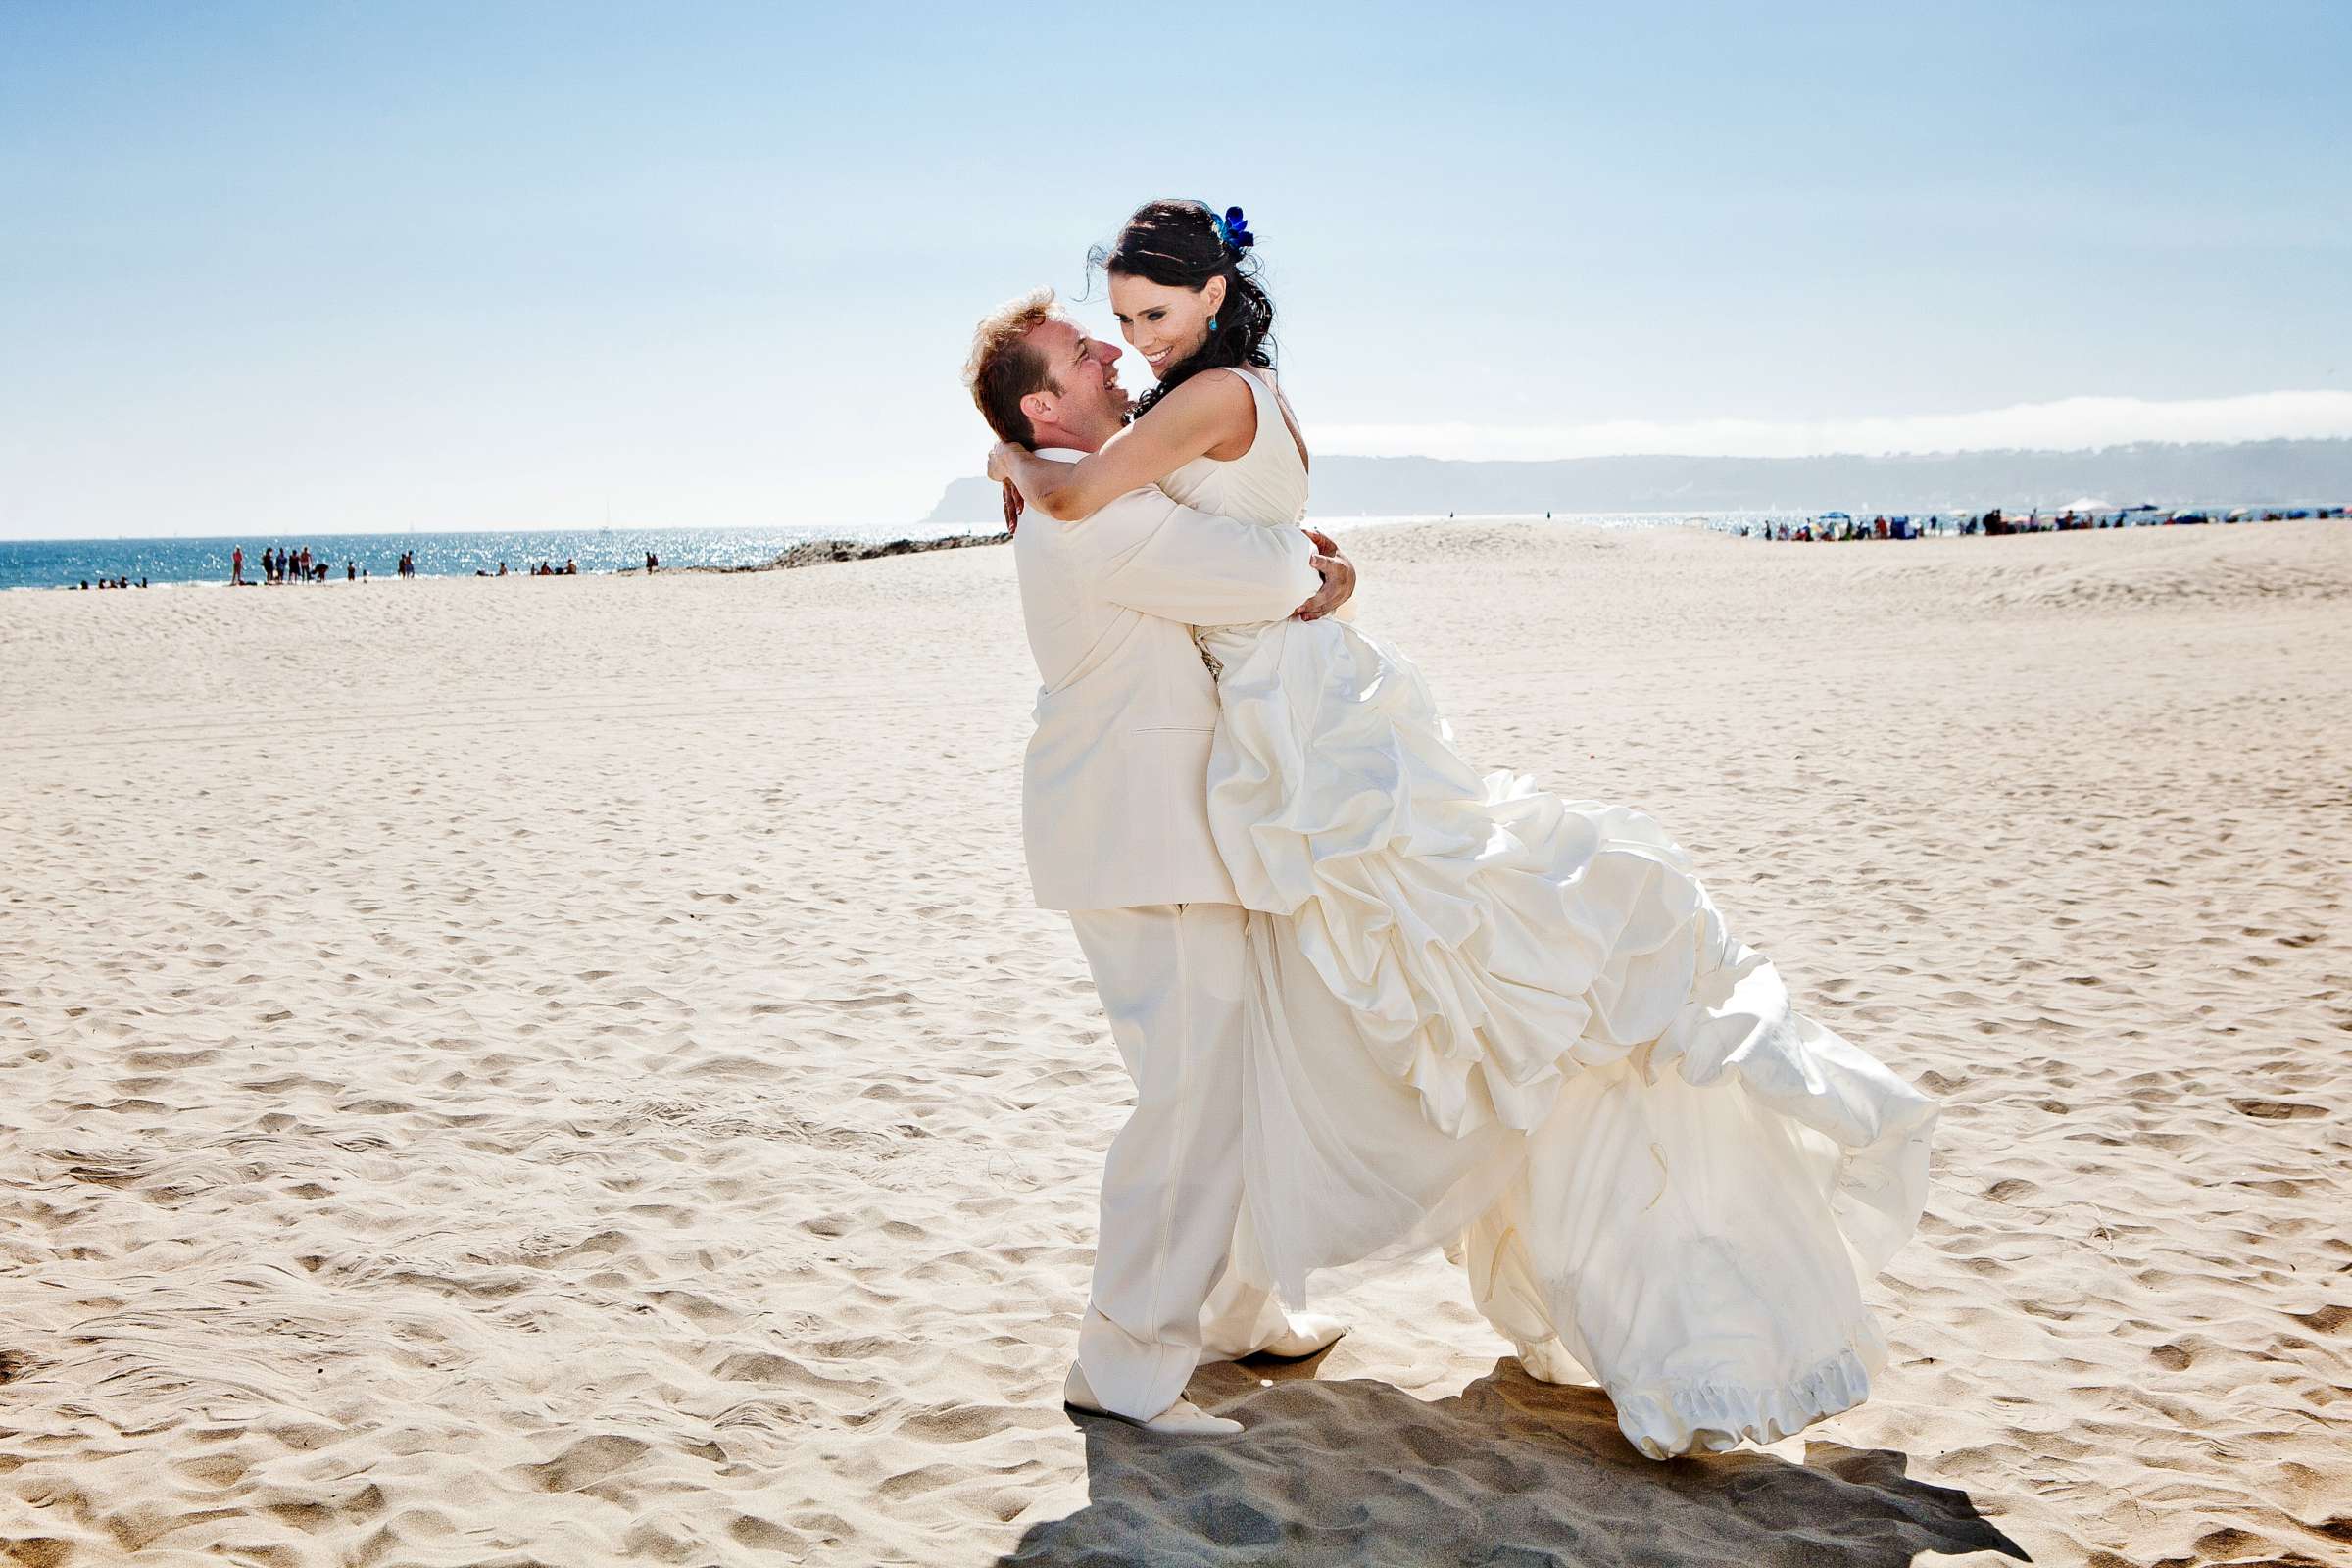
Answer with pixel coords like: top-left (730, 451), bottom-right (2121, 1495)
top-left (1606, 1344), bottom-right (1875, 1459)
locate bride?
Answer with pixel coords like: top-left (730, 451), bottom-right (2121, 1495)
top-left (988, 199), bottom-right (1938, 1459)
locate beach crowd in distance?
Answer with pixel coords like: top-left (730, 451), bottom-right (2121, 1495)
top-left (11, 504), bottom-right (2348, 592)
top-left (1731, 502), bottom-right (2347, 543)
top-left (61, 540), bottom-right (588, 591)
top-left (1, 525), bottom-right (1010, 592)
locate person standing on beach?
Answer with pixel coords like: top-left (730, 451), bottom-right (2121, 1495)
top-left (965, 290), bottom-right (1354, 1437)
top-left (231, 547), bottom-right (245, 586)
top-left (985, 199), bottom-right (1937, 1460)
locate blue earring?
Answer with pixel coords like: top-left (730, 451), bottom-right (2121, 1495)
top-left (1208, 315), bottom-right (1219, 331)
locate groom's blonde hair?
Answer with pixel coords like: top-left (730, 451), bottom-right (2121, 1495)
top-left (963, 287), bottom-right (1059, 447)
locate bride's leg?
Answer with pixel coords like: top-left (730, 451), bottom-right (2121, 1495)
top-left (1197, 1202), bottom-right (1292, 1362)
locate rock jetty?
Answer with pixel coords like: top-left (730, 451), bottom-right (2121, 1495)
top-left (632, 532), bottom-right (1010, 575)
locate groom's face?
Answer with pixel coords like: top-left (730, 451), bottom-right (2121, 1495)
top-left (1022, 317), bottom-right (1132, 441)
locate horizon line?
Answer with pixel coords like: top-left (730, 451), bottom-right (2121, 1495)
top-left (1314, 390), bottom-right (2352, 464)
top-left (1318, 431), bottom-right (2352, 466)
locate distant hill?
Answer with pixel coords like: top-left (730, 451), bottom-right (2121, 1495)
top-left (922, 437), bottom-right (2352, 524)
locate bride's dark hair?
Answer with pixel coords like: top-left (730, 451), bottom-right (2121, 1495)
top-left (1090, 199), bottom-right (1275, 419)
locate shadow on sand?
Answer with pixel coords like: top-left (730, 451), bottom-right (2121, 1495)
top-left (995, 1356), bottom-right (2028, 1567)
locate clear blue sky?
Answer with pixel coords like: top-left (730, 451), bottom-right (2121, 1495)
top-left (3, 1), bottom-right (2345, 537)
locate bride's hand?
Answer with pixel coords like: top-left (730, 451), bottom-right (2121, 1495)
top-left (1294, 530), bottom-right (1355, 620)
top-left (986, 441), bottom-right (1023, 484)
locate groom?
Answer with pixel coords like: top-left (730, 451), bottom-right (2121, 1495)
top-left (964, 289), bottom-right (1351, 1437)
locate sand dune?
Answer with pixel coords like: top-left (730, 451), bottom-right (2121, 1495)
top-left (3, 518), bottom-right (2348, 1566)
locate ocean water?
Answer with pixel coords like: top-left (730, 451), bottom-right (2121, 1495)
top-left (0, 514), bottom-right (1843, 591)
top-left (7, 507), bottom-right (2307, 592)
top-left (0, 524), bottom-right (985, 592)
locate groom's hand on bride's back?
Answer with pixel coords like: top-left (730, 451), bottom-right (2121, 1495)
top-left (1294, 529), bottom-right (1354, 621)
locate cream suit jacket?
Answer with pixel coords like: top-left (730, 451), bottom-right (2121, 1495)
top-left (1013, 451), bottom-right (1319, 911)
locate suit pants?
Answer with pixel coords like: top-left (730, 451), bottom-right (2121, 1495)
top-left (1067, 902), bottom-right (1291, 1420)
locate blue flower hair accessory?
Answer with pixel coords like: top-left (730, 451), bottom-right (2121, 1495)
top-left (1208, 204), bottom-right (1254, 255)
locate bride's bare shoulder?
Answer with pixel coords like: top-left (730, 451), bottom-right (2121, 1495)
top-left (1141, 367), bottom-right (1256, 420)
top-left (1133, 368), bottom-right (1257, 460)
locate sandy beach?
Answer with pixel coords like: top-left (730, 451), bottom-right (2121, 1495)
top-left (3, 517), bottom-right (2348, 1567)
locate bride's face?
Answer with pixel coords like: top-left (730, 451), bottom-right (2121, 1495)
top-left (1109, 271), bottom-right (1229, 381)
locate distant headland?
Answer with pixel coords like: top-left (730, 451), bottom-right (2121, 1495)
top-left (921, 437), bottom-right (2352, 526)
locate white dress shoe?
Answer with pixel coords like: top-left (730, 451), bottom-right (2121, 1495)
top-left (1062, 1362), bottom-right (1242, 1437)
top-left (1249, 1312), bottom-right (1349, 1360)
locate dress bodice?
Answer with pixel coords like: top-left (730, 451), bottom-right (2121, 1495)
top-left (1156, 368), bottom-right (1309, 529)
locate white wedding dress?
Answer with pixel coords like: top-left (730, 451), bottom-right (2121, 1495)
top-left (1162, 367), bottom-right (1939, 1459)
